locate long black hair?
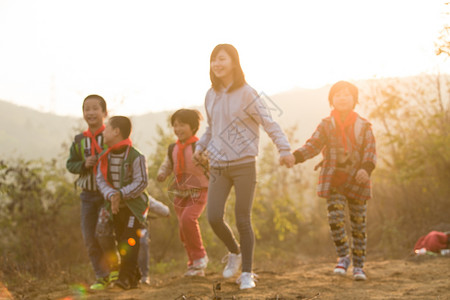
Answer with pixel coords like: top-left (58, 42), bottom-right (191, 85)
top-left (210, 44), bottom-right (246, 93)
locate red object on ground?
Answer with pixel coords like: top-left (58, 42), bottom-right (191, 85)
top-left (414, 231), bottom-right (449, 253)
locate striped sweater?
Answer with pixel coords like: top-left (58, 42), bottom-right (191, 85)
top-left (96, 146), bottom-right (149, 224)
top-left (66, 132), bottom-right (106, 191)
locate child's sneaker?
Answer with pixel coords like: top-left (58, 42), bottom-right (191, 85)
top-left (353, 267), bottom-right (367, 281)
top-left (192, 255), bottom-right (208, 270)
top-left (113, 278), bottom-right (130, 290)
top-left (148, 196), bottom-right (170, 217)
top-left (109, 270), bottom-right (119, 282)
top-left (89, 276), bottom-right (109, 290)
top-left (184, 266), bottom-right (205, 277)
top-left (236, 272), bottom-right (257, 290)
top-left (140, 276), bottom-right (151, 285)
top-left (222, 253), bottom-right (242, 278)
top-left (333, 255), bottom-right (351, 275)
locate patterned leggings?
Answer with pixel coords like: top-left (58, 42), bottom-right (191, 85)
top-left (327, 192), bottom-right (367, 268)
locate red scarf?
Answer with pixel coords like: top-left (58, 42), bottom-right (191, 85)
top-left (83, 124), bottom-right (105, 156)
top-left (96, 138), bottom-right (133, 185)
top-left (331, 109), bottom-right (357, 152)
top-left (175, 136), bottom-right (199, 182)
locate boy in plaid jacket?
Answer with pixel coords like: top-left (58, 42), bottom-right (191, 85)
top-left (293, 81), bottom-right (376, 281)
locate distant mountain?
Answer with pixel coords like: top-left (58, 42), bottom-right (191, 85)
top-left (0, 101), bottom-right (79, 160)
top-left (0, 84), bottom-right (341, 161)
top-left (6, 75), bottom-right (439, 161)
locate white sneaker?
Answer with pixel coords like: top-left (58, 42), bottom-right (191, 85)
top-left (148, 196), bottom-right (170, 217)
top-left (353, 267), bottom-right (367, 281)
top-left (334, 255), bottom-right (351, 275)
top-left (184, 266), bottom-right (205, 277)
top-left (236, 272), bottom-right (257, 290)
top-left (140, 276), bottom-right (150, 285)
top-left (192, 255), bottom-right (208, 270)
top-left (222, 253), bottom-right (242, 278)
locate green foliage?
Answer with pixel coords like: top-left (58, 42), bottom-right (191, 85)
top-left (0, 159), bottom-right (84, 281)
top-left (361, 75), bottom-right (450, 256)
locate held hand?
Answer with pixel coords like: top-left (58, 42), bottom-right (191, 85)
top-left (84, 155), bottom-right (98, 168)
top-left (193, 150), bottom-right (205, 166)
top-left (279, 154), bottom-right (295, 168)
top-left (355, 169), bottom-right (369, 184)
top-left (156, 174), bottom-right (166, 182)
top-left (110, 192), bottom-right (121, 214)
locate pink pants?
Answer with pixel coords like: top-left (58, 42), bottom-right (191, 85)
top-left (174, 189), bottom-right (207, 265)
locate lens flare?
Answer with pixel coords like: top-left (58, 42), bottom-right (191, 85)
top-left (0, 282), bottom-right (13, 299)
top-left (69, 283), bottom-right (87, 299)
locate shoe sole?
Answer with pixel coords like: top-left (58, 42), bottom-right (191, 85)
top-left (333, 268), bottom-right (347, 275)
top-left (223, 271), bottom-right (238, 279)
top-left (240, 284), bottom-right (256, 290)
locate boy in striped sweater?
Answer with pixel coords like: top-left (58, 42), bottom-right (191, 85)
top-left (96, 116), bottom-right (150, 290)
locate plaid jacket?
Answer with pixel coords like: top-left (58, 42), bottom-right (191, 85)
top-left (295, 113), bottom-right (376, 201)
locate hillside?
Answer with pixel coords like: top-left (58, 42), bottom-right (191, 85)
top-left (0, 86), bottom-right (330, 161)
top-left (0, 101), bottom-right (80, 160)
top-left (2, 74), bottom-right (448, 161)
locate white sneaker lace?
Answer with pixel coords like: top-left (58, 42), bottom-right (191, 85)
top-left (221, 253), bottom-right (230, 264)
top-left (222, 253), bottom-right (240, 270)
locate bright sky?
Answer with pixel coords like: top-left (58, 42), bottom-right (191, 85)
top-left (0, 0), bottom-right (447, 117)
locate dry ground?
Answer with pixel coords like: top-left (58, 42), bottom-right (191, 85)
top-left (6, 255), bottom-right (448, 300)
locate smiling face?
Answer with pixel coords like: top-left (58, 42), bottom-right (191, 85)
top-left (331, 87), bottom-right (355, 113)
top-left (172, 119), bottom-right (194, 143)
top-left (102, 122), bottom-right (120, 147)
top-left (83, 97), bottom-right (107, 130)
top-left (210, 49), bottom-right (234, 86)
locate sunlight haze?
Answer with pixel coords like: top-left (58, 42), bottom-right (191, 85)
top-left (0, 0), bottom-right (446, 117)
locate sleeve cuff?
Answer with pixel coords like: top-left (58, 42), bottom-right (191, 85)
top-left (361, 162), bottom-right (375, 176)
top-left (107, 192), bottom-right (114, 201)
top-left (279, 150), bottom-right (292, 157)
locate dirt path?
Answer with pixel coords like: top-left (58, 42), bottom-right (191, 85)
top-left (36, 256), bottom-right (450, 299)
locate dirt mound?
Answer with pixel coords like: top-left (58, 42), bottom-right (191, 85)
top-left (27, 256), bottom-right (450, 299)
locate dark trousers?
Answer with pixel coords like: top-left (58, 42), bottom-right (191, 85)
top-left (113, 206), bottom-right (143, 282)
top-left (207, 162), bottom-right (257, 273)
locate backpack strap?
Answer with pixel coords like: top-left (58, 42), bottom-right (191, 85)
top-left (168, 143), bottom-right (176, 166)
top-left (168, 142), bottom-right (198, 165)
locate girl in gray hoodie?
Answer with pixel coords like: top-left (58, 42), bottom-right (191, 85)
top-left (194, 44), bottom-right (295, 290)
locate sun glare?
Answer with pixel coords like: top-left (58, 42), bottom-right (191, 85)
top-left (0, 0), bottom-right (446, 116)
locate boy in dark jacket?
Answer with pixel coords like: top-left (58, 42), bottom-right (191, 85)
top-left (66, 95), bottom-right (118, 290)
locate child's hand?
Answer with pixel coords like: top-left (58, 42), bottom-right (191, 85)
top-left (157, 174), bottom-right (166, 182)
top-left (193, 150), bottom-right (206, 166)
top-left (110, 192), bottom-right (121, 214)
top-left (84, 155), bottom-right (98, 168)
top-left (279, 154), bottom-right (295, 168)
top-left (355, 169), bottom-right (369, 184)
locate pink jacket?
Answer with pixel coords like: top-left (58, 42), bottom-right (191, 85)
top-left (158, 142), bottom-right (209, 190)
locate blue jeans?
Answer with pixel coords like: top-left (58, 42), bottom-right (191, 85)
top-left (80, 190), bottom-right (110, 279)
top-left (138, 228), bottom-right (149, 278)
